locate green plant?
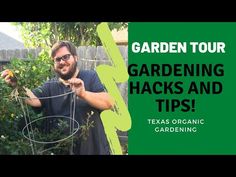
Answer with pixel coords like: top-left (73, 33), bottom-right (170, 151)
top-left (13, 22), bottom-right (128, 47)
top-left (79, 111), bottom-right (95, 141)
top-left (0, 50), bottom-right (54, 154)
top-left (31, 118), bottom-right (78, 155)
top-left (0, 134), bottom-right (32, 155)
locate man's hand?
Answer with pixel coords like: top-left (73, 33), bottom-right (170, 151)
top-left (1, 69), bottom-right (17, 87)
top-left (68, 78), bottom-right (114, 110)
top-left (68, 78), bottom-right (86, 98)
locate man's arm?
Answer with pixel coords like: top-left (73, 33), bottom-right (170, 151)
top-left (1, 69), bottom-right (42, 107)
top-left (24, 88), bottom-right (42, 107)
top-left (81, 91), bottom-right (114, 110)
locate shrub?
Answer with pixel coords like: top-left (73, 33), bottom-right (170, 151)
top-left (0, 50), bottom-right (55, 154)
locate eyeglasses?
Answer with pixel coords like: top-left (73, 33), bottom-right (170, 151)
top-left (54, 54), bottom-right (71, 63)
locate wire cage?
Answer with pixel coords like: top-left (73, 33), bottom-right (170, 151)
top-left (17, 89), bottom-right (80, 155)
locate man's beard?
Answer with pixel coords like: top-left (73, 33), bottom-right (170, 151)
top-left (55, 61), bottom-right (77, 80)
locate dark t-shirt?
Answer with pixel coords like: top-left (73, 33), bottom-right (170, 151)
top-left (32, 70), bottom-right (110, 155)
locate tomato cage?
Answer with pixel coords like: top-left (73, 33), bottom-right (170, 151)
top-left (16, 89), bottom-right (80, 155)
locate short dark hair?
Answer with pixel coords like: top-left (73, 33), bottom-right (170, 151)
top-left (51, 41), bottom-right (77, 58)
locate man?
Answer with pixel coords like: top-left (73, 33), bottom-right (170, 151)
top-left (1, 41), bottom-right (114, 155)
